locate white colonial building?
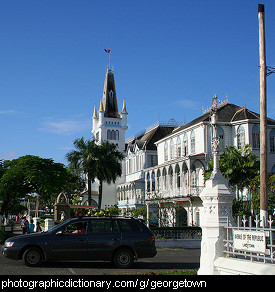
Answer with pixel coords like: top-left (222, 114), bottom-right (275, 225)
top-left (116, 121), bottom-right (177, 219)
top-left (144, 97), bottom-right (275, 227)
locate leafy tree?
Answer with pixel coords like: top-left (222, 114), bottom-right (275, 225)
top-left (66, 138), bottom-right (123, 209)
top-left (249, 174), bottom-right (275, 215)
top-left (94, 141), bottom-right (123, 209)
top-left (66, 138), bottom-right (98, 206)
top-left (204, 145), bottom-right (259, 198)
top-left (0, 155), bottom-right (83, 216)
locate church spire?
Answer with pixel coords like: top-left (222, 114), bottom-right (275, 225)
top-left (101, 69), bottom-right (120, 118)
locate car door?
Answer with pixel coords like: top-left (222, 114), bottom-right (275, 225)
top-left (46, 220), bottom-right (88, 261)
top-left (86, 219), bottom-right (121, 261)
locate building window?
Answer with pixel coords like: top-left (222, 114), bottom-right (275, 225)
top-left (270, 129), bottom-right (275, 153)
top-left (176, 137), bottom-right (181, 158)
top-left (217, 126), bottom-right (225, 151)
top-left (183, 134), bottom-right (188, 156)
top-left (164, 142), bottom-right (168, 161)
top-left (190, 130), bottom-right (195, 154)
top-left (237, 125), bottom-right (245, 149)
top-left (252, 124), bottom-right (260, 149)
top-left (272, 164), bottom-right (275, 174)
top-left (170, 139), bottom-right (175, 160)
top-left (175, 164), bottom-right (180, 189)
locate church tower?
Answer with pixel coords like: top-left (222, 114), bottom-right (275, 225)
top-left (92, 67), bottom-right (128, 153)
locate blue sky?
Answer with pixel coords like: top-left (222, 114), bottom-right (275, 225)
top-left (1, 0), bottom-right (274, 165)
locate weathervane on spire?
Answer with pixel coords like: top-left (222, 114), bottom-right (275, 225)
top-left (104, 49), bottom-right (113, 72)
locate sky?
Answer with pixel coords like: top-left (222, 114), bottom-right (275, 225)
top-left (0, 0), bottom-right (274, 165)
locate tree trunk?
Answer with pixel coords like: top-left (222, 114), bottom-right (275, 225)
top-left (87, 174), bottom-right (92, 206)
top-left (98, 180), bottom-right (103, 210)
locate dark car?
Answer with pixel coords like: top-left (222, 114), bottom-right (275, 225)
top-left (2, 217), bottom-right (156, 268)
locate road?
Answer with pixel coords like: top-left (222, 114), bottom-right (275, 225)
top-left (0, 247), bottom-right (200, 275)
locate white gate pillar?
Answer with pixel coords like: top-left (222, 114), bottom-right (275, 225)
top-left (197, 172), bottom-right (234, 275)
top-left (198, 95), bottom-right (235, 275)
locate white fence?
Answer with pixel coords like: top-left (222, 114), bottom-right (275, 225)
top-left (223, 215), bottom-right (275, 264)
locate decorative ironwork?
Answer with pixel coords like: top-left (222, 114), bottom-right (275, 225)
top-left (224, 215), bottom-right (275, 264)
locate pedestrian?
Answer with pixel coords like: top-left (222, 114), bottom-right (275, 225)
top-left (28, 219), bottom-right (35, 233)
top-left (21, 217), bottom-right (29, 234)
top-left (36, 222), bottom-right (42, 233)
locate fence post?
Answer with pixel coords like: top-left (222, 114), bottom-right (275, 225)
top-left (197, 172), bottom-right (234, 275)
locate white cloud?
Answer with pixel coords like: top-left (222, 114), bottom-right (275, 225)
top-left (39, 119), bottom-right (91, 135)
top-left (175, 99), bottom-right (199, 109)
top-left (0, 109), bottom-right (16, 115)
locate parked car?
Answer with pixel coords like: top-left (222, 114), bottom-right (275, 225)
top-left (2, 217), bottom-right (157, 268)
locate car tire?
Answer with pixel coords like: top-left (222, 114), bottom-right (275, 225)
top-left (113, 248), bottom-right (134, 269)
top-left (23, 247), bottom-right (43, 267)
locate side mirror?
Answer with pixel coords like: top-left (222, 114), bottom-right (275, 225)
top-left (56, 230), bottom-right (63, 235)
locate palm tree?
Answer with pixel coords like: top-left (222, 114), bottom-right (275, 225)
top-left (95, 141), bottom-right (124, 209)
top-left (66, 137), bottom-right (97, 206)
top-left (66, 138), bottom-right (123, 209)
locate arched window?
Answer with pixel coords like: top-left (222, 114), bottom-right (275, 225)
top-left (162, 168), bottom-right (167, 190)
top-left (237, 125), bottom-right (245, 149)
top-left (164, 142), bottom-right (168, 161)
top-left (182, 163), bottom-right (188, 190)
top-left (146, 173), bottom-right (151, 192)
top-left (270, 129), bottom-right (275, 153)
top-left (190, 130), bottom-right (195, 154)
top-left (176, 137), bottom-right (181, 158)
top-left (157, 169), bottom-right (161, 191)
top-left (152, 172), bottom-right (155, 191)
top-left (252, 124), bottom-right (260, 149)
top-left (183, 134), bottom-right (188, 156)
top-left (168, 166), bottom-right (173, 190)
top-left (175, 164), bottom-right (180, 189)
top-left (170, 139), bottom-right (174, 160)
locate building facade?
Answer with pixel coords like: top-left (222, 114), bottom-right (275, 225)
top-left (116, 121), bottom-right (177, 219)
top-left (144, 97), bottom-right (275, 227)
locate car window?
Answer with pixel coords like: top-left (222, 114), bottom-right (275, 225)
top-left (89, 220), bottom-right (114, 234)
top-left (117, 220), bottom-right (141, 232)
top-left (62, 221), bottom-right (87, 235)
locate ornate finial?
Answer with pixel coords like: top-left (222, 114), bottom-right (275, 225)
top-left (211, 94), bottom-right (218, 112)
top-left (93, 104), bottom-right (98, 118)
top-left (99, 98), bottom-right (104, 112)
top-left (121, 99), bottom-right (127, 114)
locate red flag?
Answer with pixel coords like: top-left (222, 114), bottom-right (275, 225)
top-left (104, 49), bottom-right (111, 53)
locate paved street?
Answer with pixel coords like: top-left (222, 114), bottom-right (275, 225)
top-left (0, 247), bottom-right (200, 275)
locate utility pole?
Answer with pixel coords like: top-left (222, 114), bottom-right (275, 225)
top-left (258, 4), bottom-right (268, 226)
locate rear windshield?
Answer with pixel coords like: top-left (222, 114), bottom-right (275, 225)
top-left (117, 220), bottom-right (141, 232)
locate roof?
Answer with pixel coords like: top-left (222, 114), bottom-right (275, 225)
top-left (172, 102), bottom-right (275, 136)
top-left (127, 124), bottom-right (176, 151)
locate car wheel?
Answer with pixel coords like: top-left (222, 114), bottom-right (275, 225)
top-left (23, 247), bottom-right (43, 267)
top-left (113, 248), bottom-right (134, 269)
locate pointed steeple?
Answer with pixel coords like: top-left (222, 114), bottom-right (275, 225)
top-left (99, 98), bottom-right (104, 112)
top-left (93, 104), bottom-right (98, 118)
top-left (101, 69), bottom-right (120, 118)
top-left (121, 99), bottom-right (127, 114)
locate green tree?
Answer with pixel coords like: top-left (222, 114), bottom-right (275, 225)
top-left (66, 138), bottom-right (98, 206)
top-left (94, 141), bottom-right (123, 209)
top-left (0, 155), bottom-right (82, 216)
top-left (66, 138), bottom-right (123, 209)
top-left (204, 145), bottom-right (259, 198)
